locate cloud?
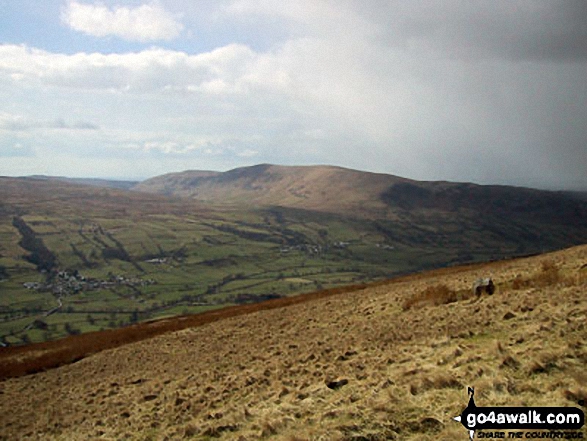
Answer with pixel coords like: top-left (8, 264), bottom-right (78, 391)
top-left (237, 148), bottom-right (258, 158)
top-left (225, 0), bottom-right (587, 62)
top-left (0, 43), bottom-right (257, 93)
top-left (62, 1), bottom-right (184, 42)
top-left (0, 113), bottom-right (99, 131)
top-left (341, 0), bottom-right (587, 62)
top-left (117, 132), bottom-right (266, 159)
top-left (1, 1), bottom-right (586, 189)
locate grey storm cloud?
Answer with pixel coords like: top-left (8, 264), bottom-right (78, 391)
top-left (327, 0), bottom-right (587, 189)
top-left (356, 0), bottom-right (587, 61)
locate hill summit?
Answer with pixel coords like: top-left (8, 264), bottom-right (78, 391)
top-left (134, 164), bottom-right (587, 252)
top-left (135, 163), bottom-right (587, 219)
top-left (134, 164), bottom-right (408, 214)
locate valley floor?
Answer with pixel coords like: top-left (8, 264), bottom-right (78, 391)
top-left (1, 245), bottom-right (586, 440)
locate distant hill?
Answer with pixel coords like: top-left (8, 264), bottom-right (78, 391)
top-left (130, 170), bottom-right (220, 195)
top-left (134, 164), bottom-right (406, 214)
top-left (25, 175), bottom-right (138, 190)
top-left (135, 164), bottom-right (587, 249)
top-left (564, 190), bottom-right (587, 201)
top-left (135, 163), bottom-right (585, 217)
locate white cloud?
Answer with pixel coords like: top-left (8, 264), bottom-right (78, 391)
top-left (237, 148), bottom-right (258, 158)
top-left (0, 43), bottom-right (257, 94)
top-left (224, 0), bottom-right (370, 38)
top-left (62, 1), bottom-right (184, 42)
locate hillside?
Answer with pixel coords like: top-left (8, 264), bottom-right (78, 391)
top-left (134, 164), bottom-right (406, 214)
top-left (135, 164), bottom-right (587, 252)
top-left (2, 170), bottom-right (587, 346)
top-left (1, 245), bottom-right (586, 440)
top-left (134, 164), bottom-right (587, 222)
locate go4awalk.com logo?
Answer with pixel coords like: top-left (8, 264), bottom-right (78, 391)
top-left (453, 388), bottom-right (585, 440)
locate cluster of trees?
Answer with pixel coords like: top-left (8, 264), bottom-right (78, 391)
top-left (12, 216), bottom-right (57, 272)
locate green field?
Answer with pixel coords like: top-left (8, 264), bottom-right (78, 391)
top-left (1, 177), bottom-right (574, 346)
top-left (0, 204), bottom-right (396, 344)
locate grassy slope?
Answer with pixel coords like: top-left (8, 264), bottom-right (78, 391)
top-left (0, 245), bottom-right (586, 440)
top-left (135, 164), bottom-right (418, 217)
top-left (136, 164), bottom-right (587, 256)
top-left (2, 174), bottom-right (587, 346)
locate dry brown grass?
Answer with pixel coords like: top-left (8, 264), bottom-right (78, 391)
top-left (535, 259), bottom-right (563, 285)
top-left (1, 244), bottom-right (586, 440)
top-left (510, 258), bottom-right (580, 290)
top-left (401, 284), bottom-right (458, 310)
top-left (0, 282), bottom-right (373, 380)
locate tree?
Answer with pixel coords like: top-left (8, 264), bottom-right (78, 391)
top-left (64, 322), bottom-right (80, 335)
top-left (130, 310), bottom-right (139, 324)
top-left (32, 319), bottom-right (48, 330)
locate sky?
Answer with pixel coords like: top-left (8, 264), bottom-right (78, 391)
top-left (0, 1), bottom-right (586, 190)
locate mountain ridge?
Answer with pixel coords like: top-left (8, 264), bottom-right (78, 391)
top-left (133, 164), bottom-right (409, 214)
top-left (134, 164), bottom-right (587, 233)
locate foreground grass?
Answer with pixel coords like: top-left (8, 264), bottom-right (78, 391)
top-left (1, 244), bottom-right (586, 440)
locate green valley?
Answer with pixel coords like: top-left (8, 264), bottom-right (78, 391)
top-left (1, 166), bottom-right (586, 346)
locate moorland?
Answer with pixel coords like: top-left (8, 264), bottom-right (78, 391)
top-left (0, 244), bottom-right (585, 440)
top-left (1, 164), bottom-right (586, 345)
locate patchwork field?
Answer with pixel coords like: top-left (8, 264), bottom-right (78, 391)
top-left (0, 179), bottom-right (421, 345)
top-left (5, 175), bottom-right (574, 346)
top-left (1, 244), bottom-right (585, 440)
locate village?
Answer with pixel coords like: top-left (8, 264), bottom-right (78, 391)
top-left (278, 241), bottom-right (394, 255)
top-left (23, 269), bottom-right (156, 296)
